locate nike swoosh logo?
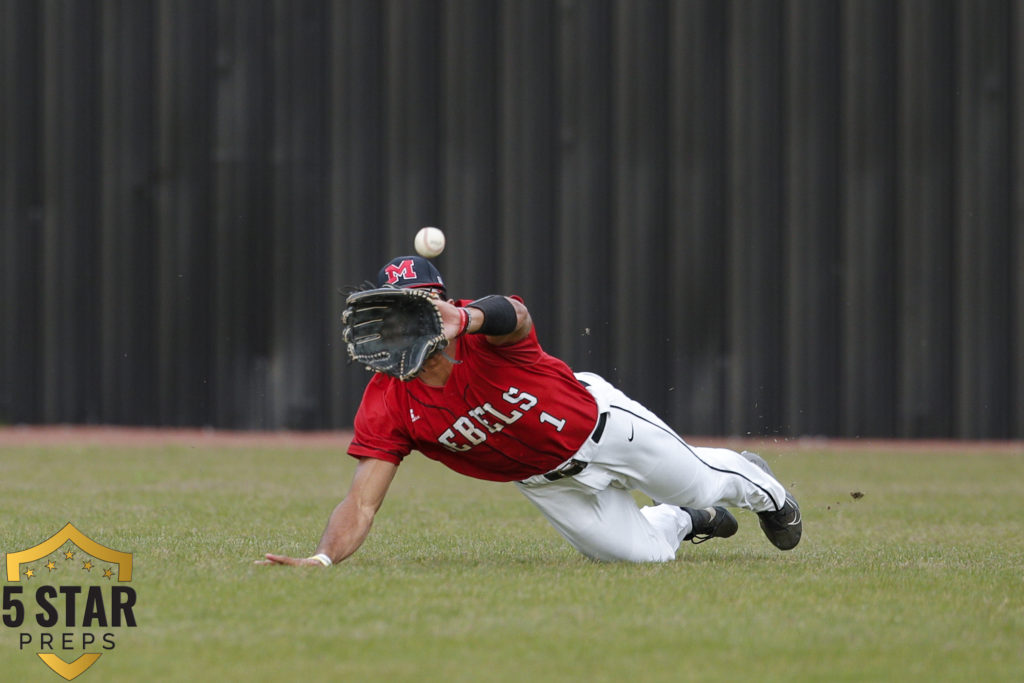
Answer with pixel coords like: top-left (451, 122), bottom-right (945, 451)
top-left (627, 424), bottom-right (635, 441)
top-left (787, 496), bottom-right (802, 525)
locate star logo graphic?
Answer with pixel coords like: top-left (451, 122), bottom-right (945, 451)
top-left (5, 523), bottom-right (137, 681)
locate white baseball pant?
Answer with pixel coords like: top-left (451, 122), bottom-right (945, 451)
top-left (515, 372), bottom-right (788, 562)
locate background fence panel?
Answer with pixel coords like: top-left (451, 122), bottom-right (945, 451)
top-left (212, 0), bottom-right (274, 429)
top-left (839, 0), bottom-right (898, 438)
top-left (954, 0), bottom-right (1013, 438)
top-left (498, 0), bottom-right (559, 347)
top-left (667, 1), bottom-right (728, 436)
top-left (784, 0), bottom-right (841, 437)
top-left (41, 1), bottom-right (101, 424)
top-left (726, 2), bottom-right (785, 436)
top-left (612, 0), bottom-right (670, 404)
top-left (1016, 0), bottom-right (1024, 437)
top-left (1, 0), bottom-right (1021, 438)
top-left (154, 1), bottom-right (216, 427)
top-left (897, 0), bottom-right (956, 437)
top-left (555, 0), bottom-right (614, 378)
top-left (1, 0), bottom-right (43, 424)
top-left (100, 0), bottom-right (158, 426)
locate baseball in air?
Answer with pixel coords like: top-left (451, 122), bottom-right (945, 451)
top-left (414, 227), bottom-right (446, 258)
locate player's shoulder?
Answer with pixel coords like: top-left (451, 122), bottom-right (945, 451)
top-left (362, 372), bottom-right (410, 403)
top-left (355, 373), bottom-right (413, 423)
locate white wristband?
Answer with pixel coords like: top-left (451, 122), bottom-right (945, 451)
top-left (308, 552), bottom-right (332, 567)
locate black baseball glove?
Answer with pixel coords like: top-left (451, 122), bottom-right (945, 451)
top-left (342, 287), bottom-right (448, 381)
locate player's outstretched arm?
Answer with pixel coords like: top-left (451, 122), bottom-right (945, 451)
top-left (438, 296), bottom-right (532, 346)
top-left (258, 456), bottom-right (398, 567)
top-left (475, 296), bottom-right (531, 346)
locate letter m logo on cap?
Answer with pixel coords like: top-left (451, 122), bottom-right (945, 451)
top-left (384, 259), bottom-right (418, 285)
top-left (376, 255), bottom-right (445, 293)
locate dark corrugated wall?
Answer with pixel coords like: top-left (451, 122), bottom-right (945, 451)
top-left (1, 0), bottom-right (1021, 438)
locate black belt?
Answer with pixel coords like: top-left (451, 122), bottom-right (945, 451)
top-left (542, 411), bottom-right (608, 481)
top-left (576, 379), bottom-right (607, 443)
top-left (543, 459), bottom-right (587, 481)
top-left (590, 410), bottom-right (608, 443)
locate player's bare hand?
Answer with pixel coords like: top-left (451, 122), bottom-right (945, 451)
top-left (256, 553), bottom-right (323, 567)
top-left (435, 298), bottom-right (466, 340)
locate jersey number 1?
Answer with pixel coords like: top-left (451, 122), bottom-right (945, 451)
top-left (539, 412), bottom-right (565, 432)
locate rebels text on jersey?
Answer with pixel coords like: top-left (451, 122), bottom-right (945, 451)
top-left (348, 304), bottom-right (599, 482)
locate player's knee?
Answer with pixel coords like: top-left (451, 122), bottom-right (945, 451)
top-left (570, 533), bottom-right (676, 563)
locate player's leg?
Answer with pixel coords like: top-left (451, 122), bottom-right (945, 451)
top-left (578, 376), bottom-right (787, 512)
top-left (599, 413), bottom-right (802, 549)
top-left (670, 444), bottom-right (788, 511)
top-left (515, 478), bottom-right (691, 562)
top-left (599, 397), bottom-right (803, 549)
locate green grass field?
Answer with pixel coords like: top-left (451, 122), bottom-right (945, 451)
top-left (1, 439), bottom-right (1022, 682)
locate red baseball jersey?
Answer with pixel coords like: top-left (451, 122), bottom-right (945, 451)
top-left (348, 299), bottom-right (599, 482)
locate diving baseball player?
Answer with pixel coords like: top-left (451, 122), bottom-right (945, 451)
top-left (261, 255), bottom-right (801, 566)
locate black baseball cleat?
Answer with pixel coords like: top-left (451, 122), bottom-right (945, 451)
top-left (757, 493), bottom-right (802, 550)
top-left (741, 451), bottom-right (803, 550)
top-left (682, 506), bottom-right (738, 544)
